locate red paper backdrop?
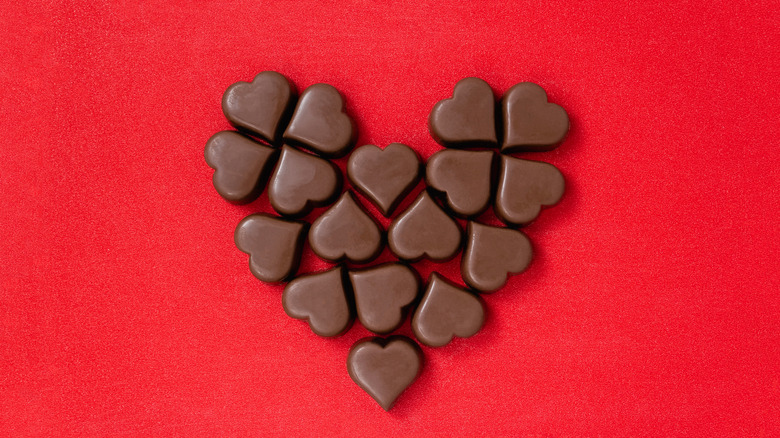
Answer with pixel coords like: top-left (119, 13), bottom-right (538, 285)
top-left (2, 0), bottom-right (779, 436)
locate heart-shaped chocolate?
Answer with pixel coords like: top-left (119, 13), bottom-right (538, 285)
top-left (495, 155), bottom-right (565, 226)
top-left (283, 83), bottom-right (356, 158)
top-left (347, 335), bottom-right (423, 411)
top-left (462, 222), bottom-right (532, 292)
top-left (349, 263), bottom-right (420, 334)
top-left (426, 149), bottom-right (495, 217)
top-left (222, 71), bottom-right (297, 145)
top-left (347, 143), bottom-right (421, 217)
top-left (282, 266), bottom-right (353, 337)
top-left (428, 77), bottom-right (497, 149)
top-left (308, 191), bottom-right (383, 264)
top-left (234, 213), bottom-right (307, 283)
top-left (501, 82), bottom-right (569, 153)
top-left (268, 145), bottom-right (342, 217)
top-left (204, 131), bottom-right (279, 204)
top-left (411, 273), bottom-right (485, 347)
top-left (387, 191), bottom-right (462, 262)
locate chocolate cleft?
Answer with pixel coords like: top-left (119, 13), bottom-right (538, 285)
top-left (234, 213), bottom-right (308, 283)
top-left (411, 273), bottom-right (485, 347)
top-left (204, 131), bottom-right (279, 204)
top-left (461, 221), bottom-right (533, 292)
top-left (428, 77), bottom-right (498, 149)
top-left (308, 191), bottom-right (384, 264)
top-left (347, 335), bottom-right (423, 411)
top-left (283, 83), bottom-right (356, 158)
top-left (282, 266), bottom-right (354, 337)
top-left (222, 71), bottom-right (297, 146)
top-left (268, 145), bottom-right (342, 218)
top-left (494, 155), bottom-right (565, 226)
top-left (347, 143), bottom-right (421, 217)
top-left (387, 190), bottom-right (462, 262)
top-left (501, 82), bottom-right (569, 153)
top-left (425, 149), bottom-right (495, 217)
top-left (349, 263), bottom-right (420, 334)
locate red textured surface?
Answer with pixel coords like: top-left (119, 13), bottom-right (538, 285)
top-left (2, 1), bottom-right (779, 436)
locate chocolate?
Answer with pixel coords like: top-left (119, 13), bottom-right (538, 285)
top-left (222, 71), bottom-right (296, 145)
top-left (234, 213), bottom-right (307, 283)
top-left (501, 82), bottom-right (569, 153)
top-left (495, 155), bottom-right (565, 226)
top-left (347, 336), bottom-right (423, 411)
top-left (308, 191), bottom-right (383, 264)
top-left (283, 83), bottom-right (356, 158)
top-left (349, 263), bottom-right (420, 334)
top-left (268, 145), bottom-right (342, 217)
top-left (462, 222), bottom-right (532, 292)
top-left (347, 143), bottom-right (421, 217)
top-left (204, 131), bottom-right (278, 204)
top-left (428, 77), bottom-right (497, 148)
top-left (411, 273), bottom-right (485, 347)
top-left (425, 149), bottom-right (495, 217)
top-left (387, 191), bottom-right (462, 262)
top-left (282, 266), bottom-right (353, 337)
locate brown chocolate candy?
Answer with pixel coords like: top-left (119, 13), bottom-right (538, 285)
top-left (411, 273), bottom-right (485, 347)
top-left (462, 222), bottom-right (532, 292)
top-left (495, 155), bottom-right (565, 226)
top-left (349, 263), bottom-right (420, 334)
top-left (501, 82), bottom-right (569, 153)
top-left (204, 131), bottom-right (278, 204)
top-left (308, 191), bottom-right (383, 264)
top-left (234, 213), bottom-right (307, 283)
top-left (347, 143), bottom-right (421, 217)
top-left (428, 77), bottom-right (498, 149)
top-left (222, 71), bottom-right (297, 145)
top-left (387, 191), bottom-right (462, 262)
top-left (425, 149), bottom-right (495, 217)
top-left (282, 266), bottom-right (354, 337)
top-left (268, 145), bottom-right (342, 217)
top-left (283, 83), bottom-right (356, 158)
top-left (347, 335), bottom-right (423, 411)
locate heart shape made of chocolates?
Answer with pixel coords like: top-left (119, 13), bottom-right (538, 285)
top-left (205, 73), bottom-right (570, 410)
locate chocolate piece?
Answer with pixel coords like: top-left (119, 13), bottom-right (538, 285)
top-left (282, 266), bottom-right (353, 337)
top-left (222, 71), bottom-right (296, 145)
top-left (308, 191), bottom-right (383, 264)
top-left (347, 143), bottom-right (421, 217)
top-left (387, 191), bottom-right (462, 262)
top-left (462, 222), bottom-right (532, 292)
top-left (347, 336), bottom-right (423, 411)
top-left (204, 131), bottom-right (278, 204)
top-left (411, 273), bottom-right (485, 347)
top-left (349, 263), bottom-right (420, 334)
top-left (268, 145), bottom-right (342, 217)
top-left (234, 213), bottom-right (307, 283)
top-left (501, 82), bottom-right (569, 153)
top-left (283, 83), bottom-right (356, 158)
top-left (495, 155), bottom-right (565, 226)
top-left (425, 149), bottom-right (495, 217)
top-left (428, 77), bottom-right (497, 148)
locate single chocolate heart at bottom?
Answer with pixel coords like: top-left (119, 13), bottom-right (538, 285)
top-left (462, 222), bottom-right (533, 293)
top-left (204, 131), bottom-right (279, 204)
top-left (387, 191), bottom-right (462, 262)
top-left (347, 143), bottom-right (421, 217)
top-left (234, 213), bottom-right (307, 283)
top-left (495, 155), bottom-right (565, 226)
top-left (411, 273), bottom-right (485, 347)
top-left (282, 266), bottom-right (354, 337)
top-left (349, 263), bottom-right (420, 334)
top-left (347, 335), bottom-right (423, 411)
top-left (268, 145), bottom-right (342, 217)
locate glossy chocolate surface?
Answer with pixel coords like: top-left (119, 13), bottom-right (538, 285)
top-left (349, 263), bottom-right (420, 334)
top-left (234, 213), bottom-right (307, 283)
top-left (283, 83), bottom-right (356, 158)
top-left (411, 273), bottom-right (485, 347)
top-left (222, 71), bottom-right (296, 145)
top-left (426, 149), bottom-right (495, 217)
top-left (462, 222), bottom-right (533, 292)
top-left (428, 77), bottom-right (498, 148)
top-left (308, 191), bottom-right (383, 264)
top-left (501, 82), bottom-right (569, 153)
top-left (495, 155), bottom-right (565, 226)
top-left (387, 191), bottom-right (462, 262)
top-left (282, 266), bottom-right (353, 337)
top-left (268, 145), bottom-right (342, 217)
top-left (347, 143), bottom-right (421, 217)
top-left (204, 131), bottom-right (278, 204)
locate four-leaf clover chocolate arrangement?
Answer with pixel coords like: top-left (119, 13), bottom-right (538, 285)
top-left (205, 72), bottom-right (569, 411)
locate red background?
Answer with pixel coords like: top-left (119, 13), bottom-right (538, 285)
top-left (2, 0), bottom-right (779, 436)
